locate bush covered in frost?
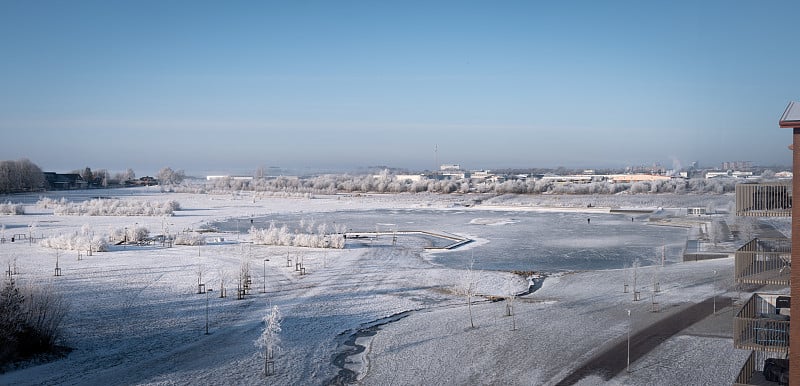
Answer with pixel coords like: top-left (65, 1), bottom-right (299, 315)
top-left (249, 221), bottom-right (345, 249)
top-left (109, 226), bottom-right (149, 244)
top-left (39, 198), bottom-right (180, 216)
top-left (173, 232), bottom-right (206, 246)
top-left (0, 202), bottom-right (24, 215)
top-left (40, 225), bottom-right (108, 252)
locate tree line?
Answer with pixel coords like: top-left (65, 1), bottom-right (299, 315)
top-left (0, 159), bottom-right (45, 194)
top-left (185, 172), bottom-right (744, 196)
top-left (0, 159), bottom-right (146, 193)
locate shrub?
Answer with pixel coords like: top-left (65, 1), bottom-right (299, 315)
top-left (249, 222), bottom-right (345, 249)
top-left (0, 278), bottom-right (68, 368)
top-left (40, 225), bottom-right (109, 252)
top-left (0, 202), bottom-right (24, 215)
top-left (173, 232), bottom-right (206, 246)
top-left (110, 226), bottom-right (149, 244)
top-left (40, 198), bottom-right (179, 216)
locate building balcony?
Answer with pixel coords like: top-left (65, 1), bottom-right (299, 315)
top-left (734, 293), bottom-right (790, 352)
top-left (735, 182), bottom-right (792, 217)
top-left (735, 238), bottom-right (791, 286)
top-left (734, 350), bottom-right (789, 386)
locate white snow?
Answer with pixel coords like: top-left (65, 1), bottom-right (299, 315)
top-left (0, 188), bottom-right (748, 385)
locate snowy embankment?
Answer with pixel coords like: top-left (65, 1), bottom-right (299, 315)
top-left (0, 188), bottom-right (745, 385)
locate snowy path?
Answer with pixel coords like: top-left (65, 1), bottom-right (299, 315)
top-left (556, 296), bottom-right (731, 385)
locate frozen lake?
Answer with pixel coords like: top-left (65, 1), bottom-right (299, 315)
top-left (213, 209), bottom-right (688, 272)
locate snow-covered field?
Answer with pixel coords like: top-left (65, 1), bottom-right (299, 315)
top-left (0, 188), bottom-right (749, 385)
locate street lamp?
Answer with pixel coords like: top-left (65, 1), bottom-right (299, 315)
top-left (712, 270), bottom-right (717, 314)
top-left (205, 288), bottom-right (214, 335)
top-left (627, 309), bottom-right (631, 373)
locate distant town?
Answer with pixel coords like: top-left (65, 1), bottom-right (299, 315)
top-left (0, 158), bottom-right (791, 195)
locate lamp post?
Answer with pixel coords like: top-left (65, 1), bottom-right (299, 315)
top-left (627, 309), bottom-right (631, 373)
top-left (205, 288), bottom-right (214, 335)
top-left (712, 270), bottom-right (717, 314)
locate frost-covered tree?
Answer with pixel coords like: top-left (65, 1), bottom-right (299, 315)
top-left (457, 258), bottom-right (479, 329)
top-left (156, 167), bottom-right (186, 186)
top-left (504, 280), bottom-right (517, 331)
top-left (255, 305), bottom-right (282, 376)
top-left (109, 225), bottom-right (149, 244)
top-left (735, 217), bottom-right (759, 243)
top-left (708, 220), bottom-right (728, 246)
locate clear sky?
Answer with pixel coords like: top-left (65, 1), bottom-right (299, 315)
top-left (1, 1), bottom-right (799, 175)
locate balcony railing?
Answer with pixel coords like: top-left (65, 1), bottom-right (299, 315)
top-left (734, 350), bottom-right (789, 386)
top-left (734, 293), bottom-right (790, 352)
top-left (735, 238), bottom-right (791, 286)
top-left (735, 182), bottom-right (792, 217)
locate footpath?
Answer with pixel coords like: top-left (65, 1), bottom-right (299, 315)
top-left (554, 296), bottom-right (732, 385)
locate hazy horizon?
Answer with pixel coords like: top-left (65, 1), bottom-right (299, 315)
top-left (2, 2), bottom-right (799, 175)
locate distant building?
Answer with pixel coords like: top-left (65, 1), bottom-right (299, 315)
top-left (687, 207), bottom-right (706, 216)
top-left (124, 176), bottom-right (157, 186)
top-left (722, 161), bottom-right (752, 171)
top-left (43, 172), bottom-right (87, 190)
top-left (607, 174), bottom-right (672, 183)
top-left (705, 171), bottom-right (753, 179)
top-left (539, 175), bottom-right (594, 184)
top-left (206, 175), bottom-right (254, 181)
top-left (393, 174), bottom-right (425, 183)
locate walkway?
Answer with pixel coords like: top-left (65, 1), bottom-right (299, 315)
top-left (555, 296), bottom-right (732, 385)
top-left (343, 230), bottom-right (472, 250)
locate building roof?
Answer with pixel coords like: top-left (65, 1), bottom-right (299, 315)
top-left (779, 101), bottom-right (800, 128)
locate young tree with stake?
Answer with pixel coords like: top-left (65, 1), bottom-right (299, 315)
top-left (255, 305), bottom-right (282, 376)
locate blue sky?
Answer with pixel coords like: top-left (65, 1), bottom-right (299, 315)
top-left (1, 1), bottom-right (799, 175)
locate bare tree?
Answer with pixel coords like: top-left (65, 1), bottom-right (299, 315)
top-left (457, 257), bottom-right (479, 329)
top-left (504, 279), bottom-right (518, 331)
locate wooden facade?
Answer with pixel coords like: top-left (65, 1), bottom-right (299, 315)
top-left (735, 182), bottom-right (792, 217)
